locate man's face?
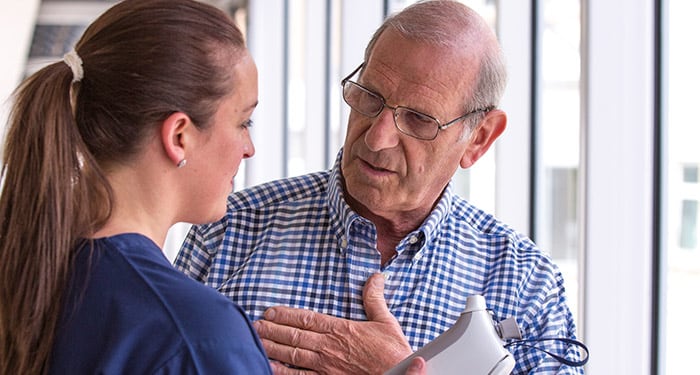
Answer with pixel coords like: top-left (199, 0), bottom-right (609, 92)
top-left (341, 29), bottom-right (480, 222)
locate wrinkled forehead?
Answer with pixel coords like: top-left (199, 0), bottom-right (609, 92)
top-left (364, 29), bottom-right (480, 105)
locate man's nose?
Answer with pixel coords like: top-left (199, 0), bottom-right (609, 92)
top-left (363, 106), bottom-right (401, 152)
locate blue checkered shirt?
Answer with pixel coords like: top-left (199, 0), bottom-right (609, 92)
top-left (175, 152), bottom-right (584, 374)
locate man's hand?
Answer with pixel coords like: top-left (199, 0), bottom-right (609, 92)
top-left (253, 273), bottom-right (414, 374)
top-left (404, 357), bottom-right (426, 375)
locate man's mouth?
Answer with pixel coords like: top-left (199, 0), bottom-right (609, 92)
top-left (360, 158), bottom-right (392, 174)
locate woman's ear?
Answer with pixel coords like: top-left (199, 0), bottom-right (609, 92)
top-left (160, 112), bottom-right (192, 167)
top-left (460, 109), bottom-right (507, 169)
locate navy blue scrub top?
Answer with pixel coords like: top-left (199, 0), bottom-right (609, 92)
top-left (50, 233), bottom-right (272, 374)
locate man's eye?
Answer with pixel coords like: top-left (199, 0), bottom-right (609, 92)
top-left (403, 110), bottom-right (434, 126)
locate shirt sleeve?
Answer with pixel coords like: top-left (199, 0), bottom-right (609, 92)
top-left (511, 256), bottom-right (585, 375)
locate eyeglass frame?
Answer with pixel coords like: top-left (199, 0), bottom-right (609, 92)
top-left (340, 63), bottom-right (493, 141)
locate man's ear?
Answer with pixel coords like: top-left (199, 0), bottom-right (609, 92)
top-left (160, 112), bottom-right (193, 167)
top-left (460, 109), bottom-right (507, 169)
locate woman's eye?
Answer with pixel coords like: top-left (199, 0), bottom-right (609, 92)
top-left (241, 119), bottom-right (254, 128)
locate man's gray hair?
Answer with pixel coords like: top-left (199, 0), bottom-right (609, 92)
top-left (363, 0), bottom-right (507, 131)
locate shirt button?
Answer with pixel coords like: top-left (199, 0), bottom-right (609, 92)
top-left (340, 238), bottom-right (348, 248)
top-left (408, 235), bottom-right (418, 244)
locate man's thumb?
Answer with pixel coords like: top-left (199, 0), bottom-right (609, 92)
top-left (363, 273), bottom-right (392, 322)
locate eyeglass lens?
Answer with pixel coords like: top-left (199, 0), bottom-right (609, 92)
top-left (343, 81), bottom-right (440, 140)
top-left (396, 108), bottom-right (439, 139)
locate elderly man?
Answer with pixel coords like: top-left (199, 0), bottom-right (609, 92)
top-left (175, 1), bottom-right (583, 374)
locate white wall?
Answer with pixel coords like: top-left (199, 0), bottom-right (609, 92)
top-left (582, 0), bottom-right (656, 373)
top-left (496, 0), bottom-right (533, 236)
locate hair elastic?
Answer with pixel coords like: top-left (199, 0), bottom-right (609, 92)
top-left (63, 49), bottom-right (84, 83)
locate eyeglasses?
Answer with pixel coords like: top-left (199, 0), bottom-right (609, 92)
top-left (341, 63), bottom-right (492, 141)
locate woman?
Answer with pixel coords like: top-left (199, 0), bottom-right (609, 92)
top-left (0, 0), bottom-right (270, 373)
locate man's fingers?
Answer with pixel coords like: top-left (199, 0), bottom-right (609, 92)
top-left (363, 273), bottom-right (393, 322)
top-left (258, 301), bottom-right (411, 373)
top-left (254, 319), bottom-right (331, 372)
top-left (263, 306), bottom-right (334, 333)
top-left (269, 361), bottom-right (318, 375)
top-left (405, 357), bottom-right (427, 375)
top-left (259, 337), bottom-right (320, 371)
top-left (254, 319), bottom-right (323, 351)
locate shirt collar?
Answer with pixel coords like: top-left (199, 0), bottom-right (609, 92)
top-left (328, 149), bottom-right (362, 253)
top-left (326, 148), bottom-right (455, 257)
top-left (419, 181), bottom-right (453, 248)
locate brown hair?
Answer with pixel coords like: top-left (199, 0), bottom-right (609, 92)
top-left (0, 0), bottom-right (246, 373)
